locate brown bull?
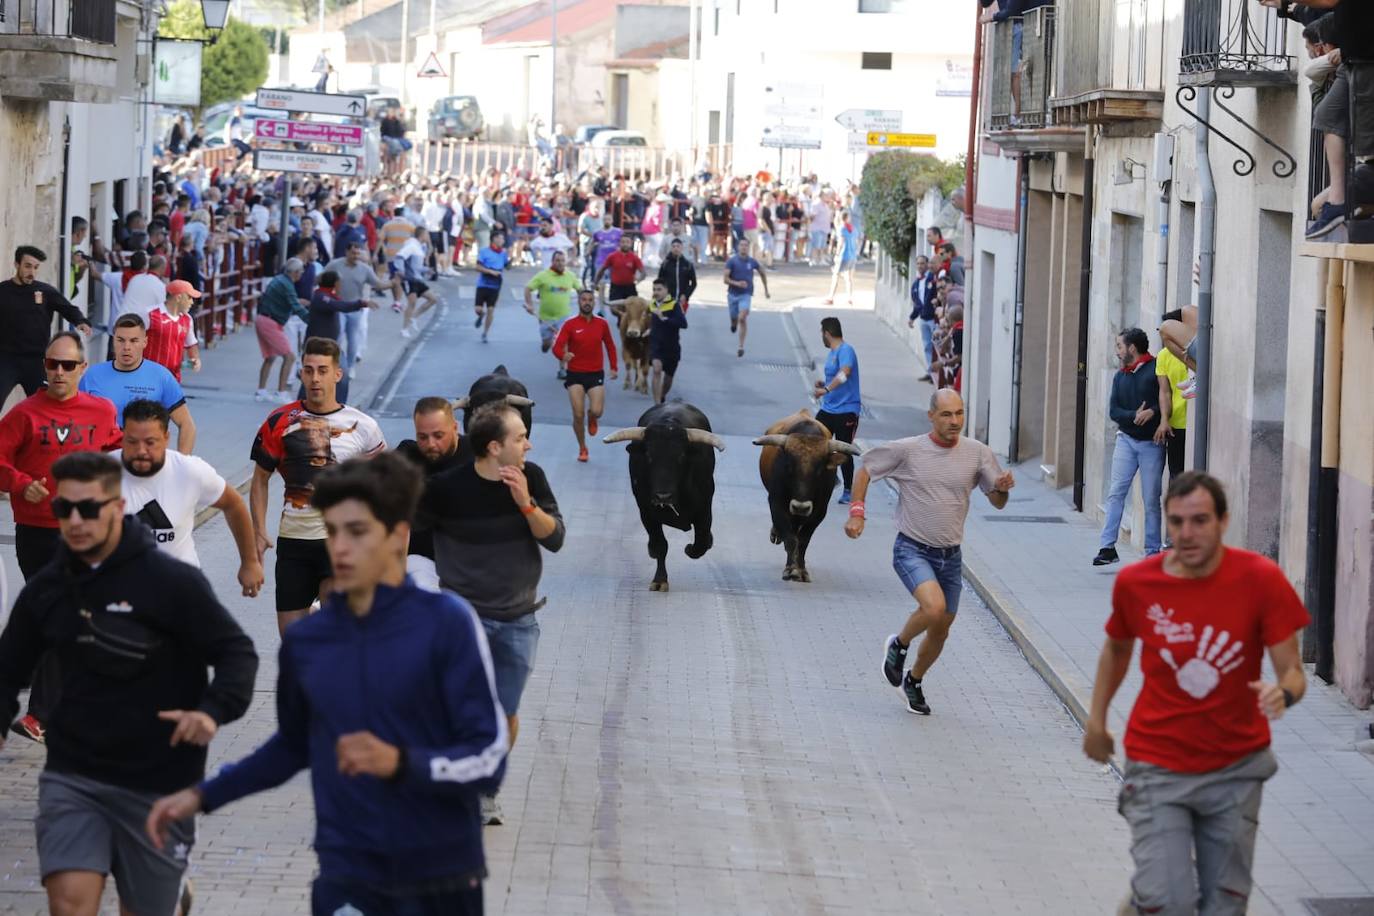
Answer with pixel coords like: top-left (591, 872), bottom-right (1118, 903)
top-left (754, 409), bottom-right (862, 582)
top-left (618, 296), bottom-right (652, 394)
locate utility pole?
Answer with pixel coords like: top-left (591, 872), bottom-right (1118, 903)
top-left (550, 0), bottom-right (558, 132)
top-left (318, 0), bottom-right (324, 34)
top-left (688, 0), bottom-right (698, 159)
top-left (399, 0), bottom-right (410, 107)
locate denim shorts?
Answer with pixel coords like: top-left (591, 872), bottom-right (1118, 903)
top-left (727, 291), bottom-right (752, 320)
top-left (1011, 20), bottom-right (1024, 70)
top-left (892, 533), bottom-right (963, 615)
top-left (481, 613), bottom-right (540, 716)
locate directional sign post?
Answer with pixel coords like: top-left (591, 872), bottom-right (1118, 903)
top-left (761, 123), bottom-right (823, 150)
top-left (835, 108), bottom-right (903, 133)
top-left (867, 131), bottom-right (938, 149)
top-left (255, 118), bottom-right (364, 146)
top-left (255, 87), bottom-right (366, 118)
top-left (253, 149), bottom-right (360, 177)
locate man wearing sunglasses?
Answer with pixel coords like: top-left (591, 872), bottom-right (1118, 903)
top-left (0, 245), bottom-right (92, 404)
top-left (0, 451), bottom-right (258, 916)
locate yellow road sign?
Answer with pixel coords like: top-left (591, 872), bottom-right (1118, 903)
top-left (866, 131), bottom-right (937, 148)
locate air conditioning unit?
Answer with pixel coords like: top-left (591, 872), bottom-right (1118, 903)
top-left (135, 50), bottom-right (149, 85)
top-left (1151, 132), bottom-right (1175, 185)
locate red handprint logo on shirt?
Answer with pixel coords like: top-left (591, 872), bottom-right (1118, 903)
top-left (1160, 625), bottom-right (1245, 699)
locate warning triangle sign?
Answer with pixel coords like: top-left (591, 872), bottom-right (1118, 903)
top-left (312, 53), bottom-right (330, 74)
top-left (417, 52), bottom-right (446, 79)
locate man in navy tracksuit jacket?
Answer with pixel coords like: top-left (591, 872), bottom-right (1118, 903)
top-left (146, 452), bottom-right (507, 915)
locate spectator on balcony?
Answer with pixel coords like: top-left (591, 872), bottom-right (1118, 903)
top-left (980, 0), bottom-right (1052, 126)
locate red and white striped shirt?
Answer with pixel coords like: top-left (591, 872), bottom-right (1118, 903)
top-left (146, 307), bottom-right (197, 381)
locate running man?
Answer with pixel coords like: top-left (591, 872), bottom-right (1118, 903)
top-left (116, 398), bottom-right (263, 596)
top-left (590, 211), bottom-right (622, 312)
top-left (823, 210), bottom-right (860, 305)
top-left (723, 239), bottom-right (770, 358)
top-left (524, 249), bottom-right (581, 362)
top-left (147, 453), bottom-right (507, 915)
top-left (845, 388), bottom-right (1014, 715)
top-left (1084, 471), bottom-right (1308, 915)
top-left (391, 225), bottom-right (440, 339)
top-left (425, 403), bottom-right (564, 824)
top-left (395, 396), bottom-right (465, 590)
top-left (473, 230), bottom-right (509, 343)
top-left (648, 278), bottom-right (687, 405)
top-left (814, 317), bottom-right (861, 504)
top-left (250, 337), bottom-right (386, 636)
top-left (79, 314), bottom-right (196, 453)
top-left (551, 289), bottom-right (618, 462)
top-left (594, 233), bottom-right (645, 313)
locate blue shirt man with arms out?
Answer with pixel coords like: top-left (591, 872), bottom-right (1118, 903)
top-left (146, 452), bottom-right (507, 915)
top-left (723, 238), bottom-right (769, 358)
top-left (814, 316), bottom-right (862, 502)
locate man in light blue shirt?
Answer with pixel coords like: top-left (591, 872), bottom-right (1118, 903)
top-left (824, 210), bottom-right (861, 305)
top-left (80, 313), bottom-right (197, 453)
top-left (813, 316), bottom-right (861, 503)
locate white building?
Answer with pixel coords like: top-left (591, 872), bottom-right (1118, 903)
top-left (694, 0), bottom-right (973, 183)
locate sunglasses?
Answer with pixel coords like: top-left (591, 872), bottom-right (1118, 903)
top-left (51, 496), bottom-right (118, 520)
top-left (45, 358), bottom-right (83, 372)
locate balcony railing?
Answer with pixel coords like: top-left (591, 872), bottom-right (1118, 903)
top-left (1049, 0), bottom-right (1163, 124)
top-left (1179, 0), bottom-right (1292, 88)
top-left (988, 8), bottom-right (1057, 132)
top-left (0, 0), bottom-right (115, 42)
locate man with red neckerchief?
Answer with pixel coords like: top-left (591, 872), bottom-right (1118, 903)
top-left (843, 388), bottom-right (1013, 716)
top-left (1084, 470), bottom-right (1308, 916)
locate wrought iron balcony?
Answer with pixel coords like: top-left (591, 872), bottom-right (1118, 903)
top-left (0, 0), bottom-right (116, 42)
top-left (0, 0), bottom-right (119, 101)
top-left (987, 8), bottom-right (1056, 132)
top-left (1179, 0), bottom-right (1293, 88)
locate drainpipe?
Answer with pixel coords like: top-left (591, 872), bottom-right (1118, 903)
top-left (1315, 258), bottom-right (1343, 683)
top-left (965, 4), bottom-right (985, 224)
top-left (1156, 179), bottom-right (1170, 316)
top-left (58, 115), bottom-right (72, 308)
top-left (1302, 259), bottom-right (1326, 664)
top-left (1193, 89), bottom-right (1216, 470)
top-left (1072, 133), bottom-right (1096, 513)
top-left (1008, 153), bottom-right (1029, 464)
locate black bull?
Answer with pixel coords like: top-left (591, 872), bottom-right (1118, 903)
top-left (604, 401), bottom-right (725, 592)
top-left (754, 411), bottom-right (863, 582)
top-left (452, 365), bottom-right (534, 460)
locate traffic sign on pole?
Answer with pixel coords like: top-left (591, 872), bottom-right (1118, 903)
top-left (761, 123), bottom-right (823, 150)
top-left (255, 118), bottom-right (364, 146)
top-left (417, 51), bottom-right (446, 79)
top-left (866, 131), bottom-right (937, 149)
top-left (253, 148), bottom-right (360, 177)
top-left (255, 87), bottom-right (366, 118)
top-left (835, 108), bottom-right (903, 132)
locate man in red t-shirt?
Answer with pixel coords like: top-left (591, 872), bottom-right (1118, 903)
top-left (1084, 471), bottom-right (1308, 914)
top-left (594, 234), bottom-right (645, 309)
top-left (146, 279), bottom-right (202, 381)
top-left (0, 331), bottom-right (122, 742)
top-left (551, 289), bottom-right (618, 463)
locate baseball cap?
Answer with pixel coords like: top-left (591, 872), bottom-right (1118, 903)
top-left (166, 279), bottom-right (202, 298)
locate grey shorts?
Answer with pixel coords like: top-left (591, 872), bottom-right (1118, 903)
top-left (37, 770), bottom-right (195, 913)
top-left (1185, 336), bottom-right (1198, 364)
top-left (1313, 64), bottom-right (1374, 157)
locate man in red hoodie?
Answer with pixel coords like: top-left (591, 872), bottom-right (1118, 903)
top-left (0, 331), bottom-right (122, 742)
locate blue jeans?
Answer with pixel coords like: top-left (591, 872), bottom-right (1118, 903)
top-left (481, 613), bottom-right (540, 716)
top-left (1100, 431), bottom-right (1165, 553)
top-left (892, 534), bottom-right (963, 615)
top-left (727, 291), bottom-right (751, 321)
top-left (917, 317), bottom-right (936, 372)
top-left (342, 309), bottom-right (367, 372)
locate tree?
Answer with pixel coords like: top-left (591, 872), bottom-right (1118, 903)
top-left (859, 152), bottom-right (965, 279)
top-left (158, 0), bottom-right (269, 110)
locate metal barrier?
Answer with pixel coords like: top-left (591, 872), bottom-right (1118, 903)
top-left (987, 9), bottom-right (1056, 131)
top-left (192, 238), bottom-right (263, 347)
top-left (414, 141), bottom-right (735, 183)
top-left (1179, 0), bottom-right (1291, 86)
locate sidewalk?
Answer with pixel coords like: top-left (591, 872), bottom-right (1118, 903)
top-left (789, 305), bottom-right (1374, 915)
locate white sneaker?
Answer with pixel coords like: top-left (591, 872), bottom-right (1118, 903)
top-left (400, 326), bottom-right (414, 339)
top-left (349, 366), bottom-right (357, 379)
top-left (255, 388), bottom-right (271, 401)
top-left (480, 794), bottom-right (503, 826)
top-left (274, 389), bottom-right (294, 404)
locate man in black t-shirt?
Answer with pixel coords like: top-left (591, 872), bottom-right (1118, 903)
top-left (1, 246), bottom-right (91, 402)
top-left (394, 397), bottom-right (466, 590)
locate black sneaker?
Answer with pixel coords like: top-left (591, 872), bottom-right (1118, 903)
top-left (883, 634), bottom-right (907, 687)
top-left (730, 320), bottom-right (738, 333)
top-left (1306, 202), bottom-right (1346, 240)
top-left (902, 673), bottom-right (930, 715)
top-left (474, 312), bottom-right (484, 328)
top-left (1092, 547), bottom-right (1120, 567)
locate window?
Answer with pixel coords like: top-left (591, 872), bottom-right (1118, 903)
top-left (725, 72), bottom-right (735, 143)
top-left (708, 111), bottom-right (721, 144)
top-left (859, 0), bottom-right (912, 10)
top-left (861, 52), bottom-right (893, 70)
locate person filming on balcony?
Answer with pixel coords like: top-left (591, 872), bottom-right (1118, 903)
top-left (980, 0), bottom-right (1052, 127)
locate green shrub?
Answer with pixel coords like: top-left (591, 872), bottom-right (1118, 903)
top-left (859, 152), bottom-right (964, 278)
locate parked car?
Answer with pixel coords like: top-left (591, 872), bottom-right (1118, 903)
top-left (587, 129), bottom-right (651, 173)
top-left (428, 95), bottom-right (484, 141)
top-left (200, 101), bottom-right (273, 148)
top-left (573, 124), bottom-right (619, 145)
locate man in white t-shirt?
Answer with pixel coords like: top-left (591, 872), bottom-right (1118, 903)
top-left (116, 398), bottom-right (264, 596)
top-left (529, 217), bottom-right (574, 270)
top-left (844, 388), bottom-right (1015, 716)
top-left (120, 256), bottom-right (168, 325)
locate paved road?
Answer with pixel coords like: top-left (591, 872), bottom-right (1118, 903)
top-left (0, 264), bottom-right (1133, 914)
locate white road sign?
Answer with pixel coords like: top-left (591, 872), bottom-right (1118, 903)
top-left (253, 148), bottom-right (360, 177)
top-left (764, 98), bottom-right (823, 119)
top-left (764, 81), bottom-right (824, 101)
top-left (848, 131), bottom-right (873, 154)
top-left (761, 123), bottom-right (823, 150)
top-left (835, 108), bottom-right (903, 132)
top-left (255, 87), bottom-right (366, 118)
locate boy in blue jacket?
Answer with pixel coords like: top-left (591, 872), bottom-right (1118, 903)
top-left (146, 452), bottom-right (508, 915)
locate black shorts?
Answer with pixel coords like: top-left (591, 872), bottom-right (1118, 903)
top-left (405, 277), bottom-right (430, 297)
top-left (651, 346), bottom-right (681, 376)
top-left (275, 536), bottom-right (333, 612)
top-left (428, 230), bottom-right (446, 253)
top-left (474, 285), bottom-right (501, 308)
top-left (608, 283), bottom-right (638, 301)
top-left (563, 370), bottom-right (604, 390)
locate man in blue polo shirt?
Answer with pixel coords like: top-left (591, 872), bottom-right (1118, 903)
top-left (813, 316), bottom-right (861, 504)
top-left (473, 230), bottom-right (510, 343)
top-left (80, 313), bottom-right (196, 453)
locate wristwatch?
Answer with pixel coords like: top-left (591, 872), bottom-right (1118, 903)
top-left (1282, 687), bottom-right (1297, 709)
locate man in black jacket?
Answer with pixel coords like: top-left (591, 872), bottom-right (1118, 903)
top-left (1094, 327), bottom-right (1169, 566)
top-left (656, 237), bottom-right (698, 310)
top-left (395, 396), bottom-right (467, 590)
top-left (1, 245), bottom-right (92, 402)
top-left (0, 451), bottom-right (258, 916)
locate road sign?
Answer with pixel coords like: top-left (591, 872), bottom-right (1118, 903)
top-left (253, 148), bottom-right (359, 177)
top-left (311, 53), bottom-right (330, 74)
top-left (764, 81), bottom-right (824, 101)
top-left (764, 98), bottom-right (823, 119)
top-left (867, 131), bottom-right (937, 149)
top-left (254, 118), bottom-right (364, 146)
top-left (761, 123), bottom-right (822, 150)
top-left (417, 51), bottom-right (446, 79)
top-left (255, 87), bottom-right (366, 118)
top-left (847, 131), bottom-right (873, 154)
top-left (835, 108), bottom-right (903, 132)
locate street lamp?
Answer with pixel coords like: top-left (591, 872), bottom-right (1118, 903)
top-left (201, 0), bottom-right (231, 31)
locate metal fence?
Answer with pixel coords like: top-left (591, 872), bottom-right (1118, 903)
top-left (413, 141), bottom-right (735, 183)
top-left (1179, 0), bottom-right (1291, 84)
top-left (987, 9), bottom-right (1057, 131)
top-left (191, 237), bottom-right (264, 348)
top-left (0, 0), bottom-right (115, 41)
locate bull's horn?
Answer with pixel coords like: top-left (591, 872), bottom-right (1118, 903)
top-left (685, 429), bottom-right (726, 451)
top-left (451, 396), bottom-right (470, 409)
top-left (828, 440), bottom-right (863, 456)
top-left (602, 427), bottom-right (647, 444)
top-left (504, 394), bottom-right (535, 407)
top-left (752, 434), bottom-right (789, 448)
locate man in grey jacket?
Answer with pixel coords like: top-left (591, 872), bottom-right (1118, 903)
top-left (424, 402), bottom-right (564, 825)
